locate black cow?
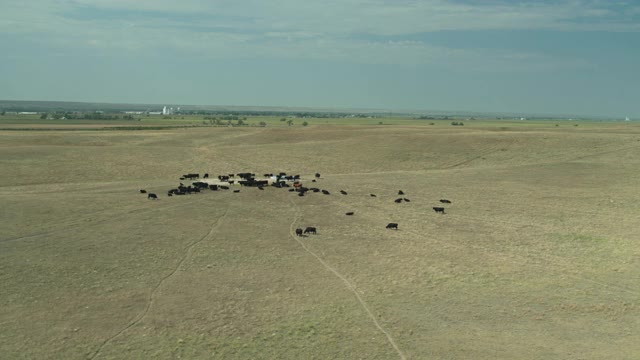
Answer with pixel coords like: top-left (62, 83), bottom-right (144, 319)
top-left (258, 186), bottom-right (264, 190)
top-left (298, 192), bottom-right (305, 197)
top-left (167, 193), bottom-right (173, 197)
top-left (386, 223), bottom-right (398, 230)
top-left (370, 194), bottom-right (376, 197)
top-left (398, 190), bottom-right (405, 195)
top-left (394, 198), bottom-right (403, 203)
top-left (233, 190), bottom-right (240, 193)
top-left (209, 185), bottom-right (218, 191)
top-left (295, 228), bottom-right (303, 236)
top-left (148, 193), bottom-right (158, 200)
top-left (311, 179), bottom-right (316, 182)
top-left (220, 185), bottom-right (229, 190)
top-left (140, 189), bottom-right (147, 194)
top-left (440, 199), bottom-right (452, 204)
top-left (304, 227), bottom-right (317, 235)
top-left (315, 173), bottom-right (321, 179)
top-left (403, 198), bottom-right (411, 202)
top-left (192, 181), bottom-right (208, 189)
top-left (289, 188), bottom-right (296, 192)
top-left (203, 173), bottom-right (209, 179)
top-left (433, 207), bottom-right (446, 214)
top-left (345, 212), bottom-right (354, 216)
top-left (322, 190), bottom-right (330, 195)
top-left (340, 190), bottom-right (348, 195)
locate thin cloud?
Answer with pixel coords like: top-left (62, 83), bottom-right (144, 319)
top-left (0, 0), bottom-right (636, 67)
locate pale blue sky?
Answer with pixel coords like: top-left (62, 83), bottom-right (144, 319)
top-left (1, 0), bottom-right (639, 117)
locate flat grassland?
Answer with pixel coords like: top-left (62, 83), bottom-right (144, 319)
top-left (1, 120), bottom-right (639, 359)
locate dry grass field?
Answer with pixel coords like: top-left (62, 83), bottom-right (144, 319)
top-left (1, 121), bottom-right (639, 359)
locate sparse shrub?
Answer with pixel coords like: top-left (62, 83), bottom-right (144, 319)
top-left (259, 121), bottom-right (267, 127)
top-left (379, 121), bottom-right (383, 125)
top-left (430, 122), bottom-right (435, 125)
top-left (302, 121), bottom-right (308, 126)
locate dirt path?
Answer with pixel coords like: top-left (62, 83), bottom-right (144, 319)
top-left (87, 205), bottom-right (230, 359)
top-left (287, 198), bottom-right (407, 360)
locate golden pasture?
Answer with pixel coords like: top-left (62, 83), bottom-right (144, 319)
top-left (1, 121), bottom-right (639, 359)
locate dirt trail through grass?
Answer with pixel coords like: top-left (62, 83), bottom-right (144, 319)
top-left (287, 198), bottom-right (407, 360)
top-left (88, 206), bottom-right (230, 359)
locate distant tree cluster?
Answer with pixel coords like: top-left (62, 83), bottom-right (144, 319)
top-left (451, 121), bottom-right (464, 126)
top-left (203, 118), bottom-right (251, 126)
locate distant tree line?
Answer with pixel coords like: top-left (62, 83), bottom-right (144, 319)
top-left (415, 115), bottom-right (450, 120)
top-left (183, 110), bottom-right (378, 118)
top-left (202, 118), bottom-right (253, 126)
top-left (40, 112), bottom-right (139, 121)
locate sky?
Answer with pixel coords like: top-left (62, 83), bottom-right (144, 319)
top-left (1, 0), bottom-right (639, 117)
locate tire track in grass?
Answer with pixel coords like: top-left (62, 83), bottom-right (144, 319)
top-left (287, 198), bottom-right (406, 360)
top-left (88, 205), bottom-right (230, 359)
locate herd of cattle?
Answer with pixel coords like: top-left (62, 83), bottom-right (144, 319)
top-left (140, 171), bottom-right (452, 232)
